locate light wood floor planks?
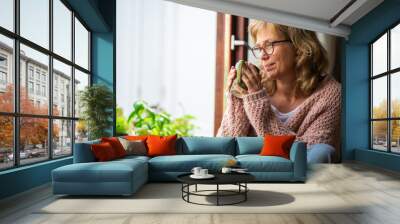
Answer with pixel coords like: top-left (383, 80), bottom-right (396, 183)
top-left (1, 162), bottom-right (400, 224)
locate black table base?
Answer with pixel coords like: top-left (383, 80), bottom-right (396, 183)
top-left (181, 183), bottom-right (249, 206)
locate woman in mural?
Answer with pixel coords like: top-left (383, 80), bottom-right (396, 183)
top-left (217, 20), bottom-right (341, 163)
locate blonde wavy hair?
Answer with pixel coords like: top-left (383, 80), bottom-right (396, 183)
top-left (249, 20), bottom-right (329, 97)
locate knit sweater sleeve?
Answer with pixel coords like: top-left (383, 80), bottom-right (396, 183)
top-left (216, 93), bottom-right (251, 137)
top-left (298, 84), bottom-right (341, 147)
top-left (241, 89), bottom-right (295, 136)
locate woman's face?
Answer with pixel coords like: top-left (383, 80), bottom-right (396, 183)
top-left (255, 24), bottom-right (296, 80)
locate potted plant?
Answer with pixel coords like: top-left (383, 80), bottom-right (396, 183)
top-left (79, 84), bottom-right (113, 140)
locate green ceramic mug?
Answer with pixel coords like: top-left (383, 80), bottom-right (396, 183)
top-left (230, 60), bottom-right (260, 98)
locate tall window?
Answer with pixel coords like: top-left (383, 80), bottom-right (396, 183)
top-left (0, 0), bottom-right (91, 170)
top-left (371, 23), bottom-right (400, 154)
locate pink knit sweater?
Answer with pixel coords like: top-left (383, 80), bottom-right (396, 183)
top-left (217, 75), bottom-right (341, 150)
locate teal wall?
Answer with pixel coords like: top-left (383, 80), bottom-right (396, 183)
top-left (355, 149), bottom-right (400, 172)
top-left (66, 0), bottom-right (111, 32)
top-left (92, 32), bottom-right (114, 94)
top-left (344, 0), bottom-right (400, 171)
top-left (91, 32), bottom-right (115, 136)
top-left (91, 0), bottom-right (116, 135)
top-left (0, 0), bottom-right (116, 200)
top-left (0, 158), bottom-right (72, 199)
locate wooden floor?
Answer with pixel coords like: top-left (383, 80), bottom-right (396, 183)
top-left (1, 162), bottom-right (400, 224)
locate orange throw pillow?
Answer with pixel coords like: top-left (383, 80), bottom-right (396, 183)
top-left (260, 135), bottom-right (296, 159)
top-left (146, 135), bottom-right (177, 157)
top-left (124, 135), bottom-right (148, 141)
top-left (101, 137), bottom-right (127, 158)
top-left (91, 142), bottom-right (117, 161)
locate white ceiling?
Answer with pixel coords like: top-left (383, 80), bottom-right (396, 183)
top-left (226, 0), bottom-right (352, 22)
top-left (164, 0), bottom-right (384, 38)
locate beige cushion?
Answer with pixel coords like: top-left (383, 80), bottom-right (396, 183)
top-left (118, 137), bottom-right (147, 156)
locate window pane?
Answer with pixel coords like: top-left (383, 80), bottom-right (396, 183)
top-left (20, 117), bottom-right (49, 165)
top-left (0, 116), bottom-right (13, 170)
top-left (391, 120), bottom-right (400, 153)
top-left (0, 34), bottom-right (14, 112)
top-left (75, 120), bottom-right (88, 143)
top-left (391, 72), bottom-right (400, 118)
top-left (20, 0), bottom-right (49, 49)
top-left (372, 33), bottom-right (387, 76)
top-left (53, 119), bottom-right (72, 158)
top-left (75, 18), bottom-right (89, 70)
top-left (372, 76), bottom-right (387, 119)
top-left (53, 0), bottom-right (72, 60)
top-left (391, 24), bottom-right (400, 70)
top-left (20, 44), bottom-right (49, 115)
top-left (74, 69), bottom-right (89, 118)
top-left (372, 121), bottom-right (388, 151)
top-left (53, 59), bottom-right (72, 117)
top-left (0, 0), bottom-right (14, 31)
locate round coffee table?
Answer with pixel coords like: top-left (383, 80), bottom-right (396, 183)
top-left (177, 173), bottom-right (255, 206)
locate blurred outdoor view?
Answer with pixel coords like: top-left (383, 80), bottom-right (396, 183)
top-left (372, 99), bottom-right (400, 152)
top-left (116, 0), bottom-right (216, 137)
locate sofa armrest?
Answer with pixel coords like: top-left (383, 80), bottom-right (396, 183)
top-left (73, 140), bottom-right (100, 163)
top-left (289, 141), bottom-right (307, 181)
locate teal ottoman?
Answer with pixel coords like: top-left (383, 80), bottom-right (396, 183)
top-left (52, 156), bottom-right (148, 196)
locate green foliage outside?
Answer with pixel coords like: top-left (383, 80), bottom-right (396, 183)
top-left (79, 84), bottom-right (113, 140)
top-left (116, 101), bottom-right (198, 137)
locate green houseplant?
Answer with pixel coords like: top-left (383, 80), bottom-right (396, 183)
top-left (127, 100), bottom-right (197, 137)
top-left (79, 84), bottom-right (113, 140)
top-left (116, 107), bottom-right (129, 136)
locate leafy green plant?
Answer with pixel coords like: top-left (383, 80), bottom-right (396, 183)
top-left (79, 84), bottom-right (113, 140)
top-left (127, 100), bottom-right (197, 137)
top-left (116, 107), bottom-right (129, 136)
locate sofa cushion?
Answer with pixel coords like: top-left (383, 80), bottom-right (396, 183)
top-left (73, 140), bottom-right (100, 163)
top-left (260, 135), bottom-right (296, 159)
top-left (177, 137), bottom-right (235, 155)
top-left (115, 155), bottom-right (150, 163)
top-left (147, 135), bottom-right (177, 157)
top-left (101, 137), bottom-right (127, 158)
top-left (236, 155), bottom-right (293, 172)
top-left (118, 138), bottom-right (147, 156)
top-left (148, 154), bottom-right (235, 172)
top-left (91, 142), bottom-right (118, 161)
top-left (235, 137), bottom-right (263, 155)
top-left (52, 159), bottom-right (147, 183)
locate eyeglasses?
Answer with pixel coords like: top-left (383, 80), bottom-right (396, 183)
top-left (249, 40), bottom-right (291, 58)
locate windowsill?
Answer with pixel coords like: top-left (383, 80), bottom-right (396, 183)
top-left (355, 148), bottom-right (400, 172)
top-left (0, 156), bottom-right (72, 176)
top-left (356, 148), bottom-right (400, 157)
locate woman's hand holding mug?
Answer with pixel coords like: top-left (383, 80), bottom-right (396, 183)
top-left (226, 66), bottom-right (246, 96)
top-left (241, 62), bottom-right (262, 94)
top-left (227, 61), bottom-right (262, 97)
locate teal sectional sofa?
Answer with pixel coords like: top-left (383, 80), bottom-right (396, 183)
top-left (52, 137), bottom-right (307, 196)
